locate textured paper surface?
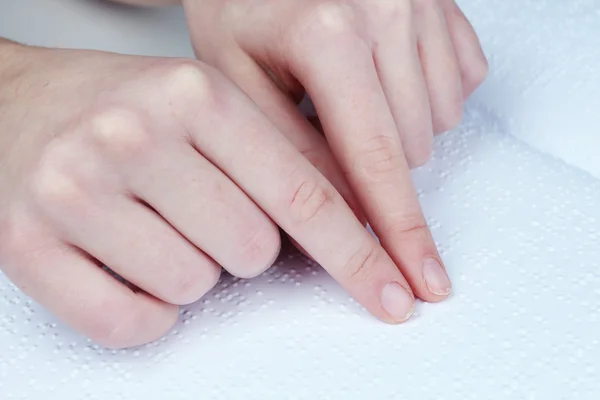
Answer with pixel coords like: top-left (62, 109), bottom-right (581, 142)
top-left (1, 0), bottom-right (600, 399)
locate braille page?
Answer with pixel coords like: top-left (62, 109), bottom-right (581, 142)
top-left (1, 106), bottom-right (599, 399)
top-left (1, 0), bottom-right (600, 399)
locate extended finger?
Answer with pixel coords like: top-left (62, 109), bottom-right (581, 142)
top-left (212, 50), bottom-right (367, 224)
top-left (179, 70), bottom-right (416, 324)
top-left (286, 15), bottom-right (451, 302)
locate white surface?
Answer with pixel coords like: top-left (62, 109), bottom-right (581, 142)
top-left (1, 1), bottom-right (600, 399)
top-left (465, 0), bottom-right (600, 178)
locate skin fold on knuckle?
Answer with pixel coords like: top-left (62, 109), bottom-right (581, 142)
top-left (298, 145), bottom-right (366, 224)
top-left (288, 179), bottom-right (335, 225)
top-left (354, 135), bottom-right (406, 181)
top-left (386, 215), bottom-right (431, 243)
top-left (343, 241), bottom-right (381, 281)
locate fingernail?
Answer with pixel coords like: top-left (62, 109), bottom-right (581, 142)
top-left (423, 258), bottom-right (452, 296)
top-left (381, 282), bottom-right (415, 322)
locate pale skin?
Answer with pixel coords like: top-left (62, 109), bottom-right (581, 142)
top-left (0, 0), bottom-right (487, 348)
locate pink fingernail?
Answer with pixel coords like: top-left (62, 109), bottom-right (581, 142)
top-left (381, 282), bottom-right (414, 322)
top-left (422, 258), bottom-right (452, 296)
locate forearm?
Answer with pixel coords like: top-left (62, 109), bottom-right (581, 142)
top-left (108, 0), bottom-right (181, 6)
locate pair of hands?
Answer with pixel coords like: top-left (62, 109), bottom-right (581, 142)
top-left (0, 0), bottom-right (487, 348)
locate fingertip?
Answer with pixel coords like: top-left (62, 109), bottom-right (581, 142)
top-left (140, 291), bottom-right (180, 331)
top-left (233, 223), bottom-right (282, 279)
top-left (413, 285), bottom-right (452, 303)
top-left (137, 291), bottom-right (181, 328)
top-left (405, 135), bottom-right (434, 168)
top-left (380, 281), bottom-right (416, 323)
top-left (102, 293), bottom-right (179, 349)
top-left (411, 257), bottom-right (453, 302)
top-left (461, 54), bottom-right (489, 99)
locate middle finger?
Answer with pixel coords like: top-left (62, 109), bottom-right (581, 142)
top-left (286, 11), bottom-right (452, 301)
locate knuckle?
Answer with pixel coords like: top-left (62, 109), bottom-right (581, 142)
top-left (30, 148), bottom-right (86, 215)
top-left (354, 135), bottom-right (406, 180)
top-left (159, 60), bottom-right (215, 106)
top-left (289, 179), bottom-right (335, 224)
top-left (308, 2), bottom-right (353, 34)
top-left (88, 107), bottom-right (152, 157)
top-left (390, 215), bottom-right (430, 240)
top-left (288, 2), bottom-right (354, 53)
top-left (238, 223), bottom-right (281, 278)
top-left (344, 242), bottom-right (381, 280)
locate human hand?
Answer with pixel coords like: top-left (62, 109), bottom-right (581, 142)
top-left (183, 0), bottom-right (487, 302)
top-left (0, 42), bottom-right (419, 348)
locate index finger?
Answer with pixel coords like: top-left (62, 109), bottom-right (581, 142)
top-left (287, 21), bottom-right (452, 302)
top-left (178, 67), bottom-right (415, 323)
